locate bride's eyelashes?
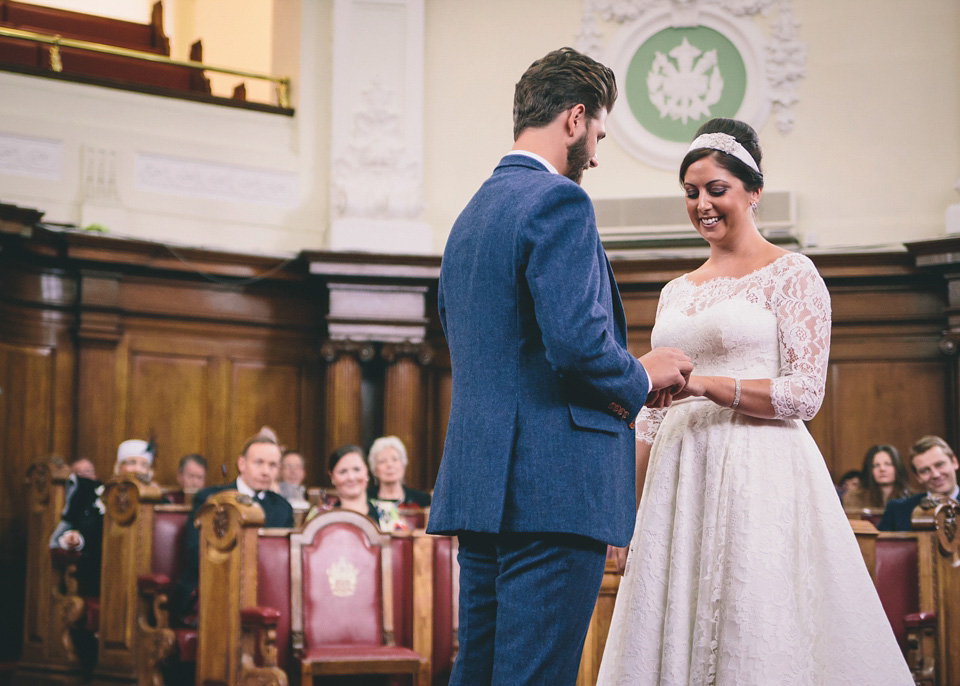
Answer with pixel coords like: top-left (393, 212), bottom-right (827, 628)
top-left (684, 186), bottom-right (729, 199)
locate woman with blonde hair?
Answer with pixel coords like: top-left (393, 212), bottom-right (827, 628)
top-left (366, 435), bottom-right (431, 507)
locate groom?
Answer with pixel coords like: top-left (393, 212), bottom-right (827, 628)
top-left (426, 47), bottom-right (692, 684)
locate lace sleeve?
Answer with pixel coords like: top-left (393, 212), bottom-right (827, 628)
top-left (770, 258), bottom-right (831, 420)
top-left (634, 281), bottom-right (675, 444)
top-left (635, 407), bottom-right (668, 445)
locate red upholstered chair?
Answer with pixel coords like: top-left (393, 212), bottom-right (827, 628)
top-left (136, 503), bottom-right (193, 685)
top-left (875, 533), bottom-right (922, 652)
top-left (431, 535), bottom-right (459, 685)
top-left (289, 509), bottom-right (430, 686)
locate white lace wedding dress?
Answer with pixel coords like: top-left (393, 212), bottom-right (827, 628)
top-left (597, 253), bottom-right (913, 686)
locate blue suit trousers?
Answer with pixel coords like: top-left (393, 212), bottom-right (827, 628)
top-left (452, 532), bottom-right (607, 686)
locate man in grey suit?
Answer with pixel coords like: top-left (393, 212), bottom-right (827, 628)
top-left (426, 47), bottom-right (693, 685)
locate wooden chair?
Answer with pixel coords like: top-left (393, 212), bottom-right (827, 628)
top-left (14, 457), bottom-right (86, 685)
top-left (194, 490), bottom-right (287, 686)
top-left (909, 495), bottom-right (960, 686)
top-left (289, 509), bottom-right (430, 686)
top-left (94, 474), bottom-right (167, 682)
top-left (431, 534), bottom-right (459, 685)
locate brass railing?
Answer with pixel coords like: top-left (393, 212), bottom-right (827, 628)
top-left (0, 25), bottom-right (291, 108)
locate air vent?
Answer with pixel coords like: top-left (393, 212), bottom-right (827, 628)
top-left (595, 190), bottom-right (796, 250)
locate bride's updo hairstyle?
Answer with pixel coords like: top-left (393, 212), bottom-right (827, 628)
top-left (679, 118), bottom-right (764, 194)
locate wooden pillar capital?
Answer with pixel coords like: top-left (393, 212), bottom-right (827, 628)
top-left (320, 339), bottom-right (375, 363)
top-left (382, 341), bottom-right (434, 366)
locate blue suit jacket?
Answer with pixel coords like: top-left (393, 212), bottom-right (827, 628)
top-left (878, 492), bottom-right (926, 531)
top-left (426, 155), bottom-right (649, 547)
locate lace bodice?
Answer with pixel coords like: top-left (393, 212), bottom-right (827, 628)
top-left (636, 252), bottom-right (831, 443)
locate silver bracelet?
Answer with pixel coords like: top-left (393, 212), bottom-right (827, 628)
top-left (730, 377), bottom-right (741, 409)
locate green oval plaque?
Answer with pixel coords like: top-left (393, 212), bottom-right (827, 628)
top-left (625, 26), bottom-right (747, 143)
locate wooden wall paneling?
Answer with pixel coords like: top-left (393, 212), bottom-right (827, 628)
top-left (821, 360), bottom-right (949, 485)
top-left (382, 344), bottom-right (431, 491)
top-left (227, 358), bottom-right (308, 461)
top-left (0, 257), bottom-right (79, 667)
top-left (0, 344), bottom-right (56, 666)
top-left (0, 342), bottom-right (59, 662)
top-left (76, 270), bottom-right (124, 475)
top-left (125, 350), bottom-right (214, 485)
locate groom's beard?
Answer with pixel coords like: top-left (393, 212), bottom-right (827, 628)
top-left (564, 132), bottom-right (589, 185)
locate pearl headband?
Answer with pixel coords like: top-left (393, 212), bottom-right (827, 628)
top-left (687, 132), bottom-right (760, 174)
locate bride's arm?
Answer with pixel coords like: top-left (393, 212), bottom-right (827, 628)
top-left (673, 261), bottom-right (831, 420)
top-left (613, 420), bottom-right (659, 575)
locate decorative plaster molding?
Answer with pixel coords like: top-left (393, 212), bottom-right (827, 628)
top-left (576, 0), bottom-right (805, 168)
top-left (134, 152), bottom-right (297, 206)
top-left (0, 132), bottom-right (63, 180)
top-left (331, 76), bottom-right (424, 220)
top-left (82, 146), bottom-right (120, 203)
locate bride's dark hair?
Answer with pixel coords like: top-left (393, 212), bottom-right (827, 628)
top-left (679, 118), bottom-right (764, 193)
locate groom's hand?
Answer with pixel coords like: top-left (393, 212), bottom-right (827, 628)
top-left (638, 347), bottom-right (693, 394)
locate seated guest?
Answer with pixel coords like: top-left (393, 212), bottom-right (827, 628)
top-left (836, 469), bottom-right (861, 500)
top-left (167, 453), bottom-right (207, 504)
top-left (843, 444), bottom-right (911, 509)
top-left (879, 435), bottom-right (960, 531)
top-left (307, 444), bottom-right (404, 531)
top-left (51, 439), bottom-right (157, 564)
top-left (173, 430), bottom-right (294, 622)
top-left (71, 457), bottom-right (98, 481)
top-left (366, 435), bottom-right (432, 507)
top-left (277, 449), bottom-right (308, 506)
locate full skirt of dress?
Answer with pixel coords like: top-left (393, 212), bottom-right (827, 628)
top-left (596, 399), bottom-right (914, 686)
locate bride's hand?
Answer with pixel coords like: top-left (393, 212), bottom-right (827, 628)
top-left (670, 374), bottom-right (707, 401)
top-left (612, 545), bottom-right (630, 575)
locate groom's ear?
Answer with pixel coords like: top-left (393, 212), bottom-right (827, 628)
top-left (563, 104), bottom-right (586, 139)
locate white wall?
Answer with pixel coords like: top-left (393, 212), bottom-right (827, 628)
top-left (423, 0), bottom-right (960, 252)
top-left (2, 0), bottom-right (959, 255)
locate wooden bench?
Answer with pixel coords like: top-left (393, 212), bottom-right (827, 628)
top-left (185, 491), bottom-right (450, 685)
top-left (14, 458), bottom-right (86, 685)
top-left (852, 497), bottom-right (960, 686)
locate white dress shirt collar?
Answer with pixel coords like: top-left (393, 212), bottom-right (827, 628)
top-left (506, 150), bottom-right (558, 175)
top-left (236, 476), bottom-right (264, 499)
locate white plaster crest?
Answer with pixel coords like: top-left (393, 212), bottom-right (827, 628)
top-left (0, 132), bottom-right (63, 180)
top-left (576, 0), bottom-right (805, 158)
top-left (330, 75), bottom-right (424, 221)
top-left (134, 152), bottom-right (297, 206)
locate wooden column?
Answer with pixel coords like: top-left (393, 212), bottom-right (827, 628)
top-left (382, 342), bottom-right (432, 490)
top-left (321, 340), bottom-right (374, 458)
top-left (75, 270), bottom-right (124, 469)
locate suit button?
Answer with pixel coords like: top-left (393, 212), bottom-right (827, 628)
top-left (608, 402), bottom-right (617, 410)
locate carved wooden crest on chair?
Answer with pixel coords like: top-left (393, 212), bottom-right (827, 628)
top-left (289, 509), bottom-right (430, 685)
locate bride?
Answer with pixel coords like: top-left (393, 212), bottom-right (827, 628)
top-left (596, 118), bottom-right (913, 685)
